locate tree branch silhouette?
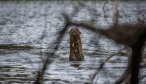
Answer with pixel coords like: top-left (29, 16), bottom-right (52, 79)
top-left (33, 15), bottom-right (70, 84)
top-left (63, 13), bottom-right (146, 84)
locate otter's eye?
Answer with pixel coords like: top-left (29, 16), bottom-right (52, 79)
top-left (75, 29), bottom-right (81, 35)
top-left (69, 29), bottom-right (74, 34)
top-left (79, 31), bottom-right (81, 35)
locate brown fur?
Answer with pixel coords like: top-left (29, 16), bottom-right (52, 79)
top-left (69, 28), bottom-right (84, 61)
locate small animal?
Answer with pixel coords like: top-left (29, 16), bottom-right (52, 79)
top-left (69, 28), bottom-right (84, 61)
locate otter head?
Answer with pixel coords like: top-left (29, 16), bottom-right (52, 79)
top-left (69, 28), bottom-right (81, 36)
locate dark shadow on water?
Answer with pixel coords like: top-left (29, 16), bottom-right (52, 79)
top-left (0, 44), bottom-right (34, 50)
top-left (70, 61), bottom-right (82, 69)
top-left (0, 44), bottom-right (35, 55)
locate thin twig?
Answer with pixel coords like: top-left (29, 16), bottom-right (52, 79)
top-left (102, 0), bottom-right (110, 23)
top-left (113, 0), bottom-right (119, 26)
top-left (33, 15), bottom-right (70, 84)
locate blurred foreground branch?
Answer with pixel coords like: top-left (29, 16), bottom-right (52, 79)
top-left (33, 16), bottom-right (70, 84)
top-left (63, 13), bottom-right (146, 84)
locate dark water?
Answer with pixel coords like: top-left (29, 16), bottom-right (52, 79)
top-left (0, 1), bottom-right (146, 84)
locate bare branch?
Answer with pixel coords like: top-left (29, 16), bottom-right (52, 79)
top-left (63, 12), bottom-right (146, 84)
top-left (113, 0), bottom-right (119, 26)
top-left (102, 0), bottom-right (110, 23)
top-left (139, 75), bottom-right (146, 81)
top-left (33, 15), bottom-right (70, 84)
top-left (90, 53), bottom-right (116, 83)
top-left (114, 47), bottom-right (132, 84)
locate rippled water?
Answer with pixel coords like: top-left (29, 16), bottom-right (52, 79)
top-left (0, 1), bottom-right (146, 84)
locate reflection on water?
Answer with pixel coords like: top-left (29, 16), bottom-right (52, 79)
top-left (0, 43), bottom-right (124, 84)
top-left (0, 1), bottom-right (146, 84)
top-left (0, 49), bottom-right (41, 84)
top-left (0, 43), bottom-right (146, 84)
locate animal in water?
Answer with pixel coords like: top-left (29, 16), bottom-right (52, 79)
top-left (69, 28), bottom-right (84, 61)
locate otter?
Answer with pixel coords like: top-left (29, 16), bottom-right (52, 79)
top-left (69, 28), bottom-right (84, 61)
